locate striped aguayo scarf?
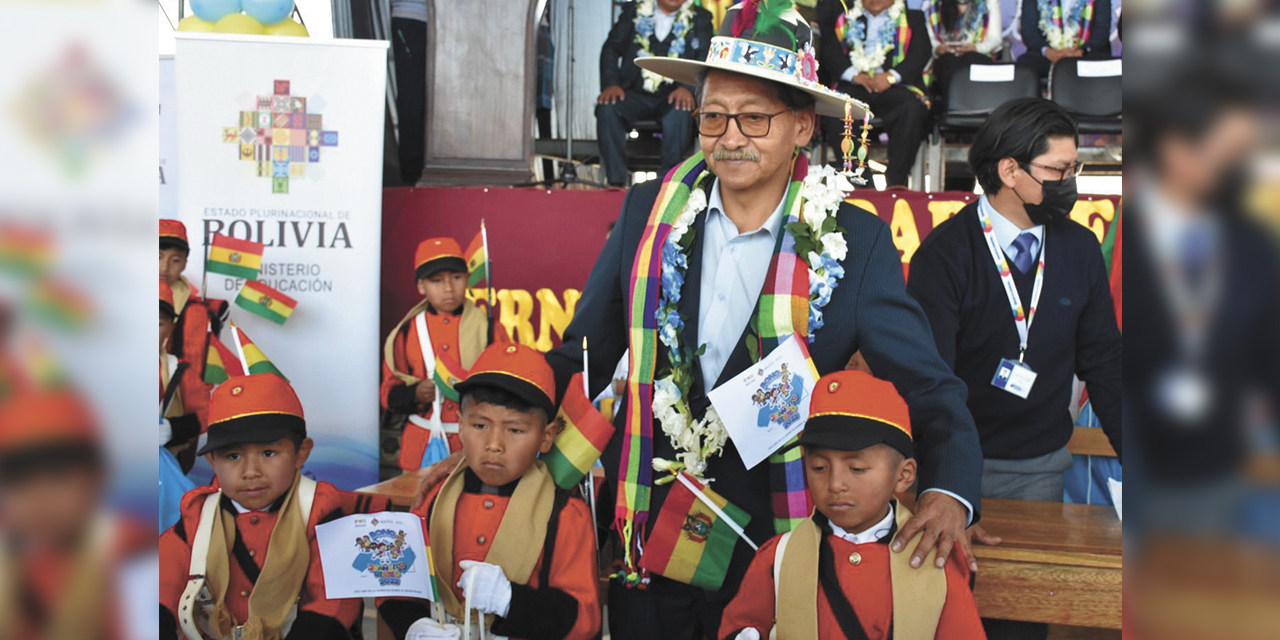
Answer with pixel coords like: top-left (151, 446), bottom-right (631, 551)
top-left (619, 151), bottom-right (816, 580)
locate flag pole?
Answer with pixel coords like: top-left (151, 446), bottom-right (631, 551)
top-left (228, 319), bottom-right (249, 373)
top-left (581, 336), bottom-right (590, 398)
top-left (580, 336), bottom-right (600, 549)
top-left (481, 220), bottom-right (493, 317)
top-left (201, 232), bottom-right (212, 298)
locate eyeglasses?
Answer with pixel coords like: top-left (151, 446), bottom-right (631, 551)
top-left (695, 110), bottom-right (791, 138)
top-left (1020, 160), bottom-right (1084, 182)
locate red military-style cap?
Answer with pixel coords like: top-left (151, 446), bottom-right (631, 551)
top-left (414, 237), bottom-right (467, 281)
top-left (197, 374), bottom-right (306, 455)
top-left (160, 219), bottom-right (189, 253)
top-left (454, 343), bottom-right (557, 420)
top-left (792, 369), bottom-right (913, 457)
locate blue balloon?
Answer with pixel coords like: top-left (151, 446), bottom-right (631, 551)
top-left (242, 0), bottom-right (295, 26)
top-left (189, 0), bottom-right (242, 22)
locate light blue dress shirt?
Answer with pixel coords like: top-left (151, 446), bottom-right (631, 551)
top-left (697, 179), bottom-right (787, 387)
top-left (980, 195), bottom-right (1044, 264)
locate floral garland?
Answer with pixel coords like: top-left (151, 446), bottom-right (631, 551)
top-left (1038, 0), bottom-right (1088, 49)
top-left (841, 0), bottom-right (907, 75)
top-left (650, 166), bottom-right (852, 479)
top-left (634, 0), bottom-right (697, 93)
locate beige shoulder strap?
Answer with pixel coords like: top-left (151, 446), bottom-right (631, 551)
top-left (767, 531), bottom-right (793, 640)
top-left (774, 518), bottom-right (821, 640)
top-left (888, 501), bottom-right (948, 640)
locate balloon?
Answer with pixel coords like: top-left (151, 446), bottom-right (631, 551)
top-left (242, 0), bottom-right (295, 27)
top-left (189, 0), bottom-right (242, 23)
top-left (176, 15), bottom-right (218, 32)
top-left (263, 18), bottom-right (309, 37)
top-left (213, 13), bottom-right (266, 34)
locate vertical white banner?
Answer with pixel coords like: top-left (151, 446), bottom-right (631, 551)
top-left (159, 55), bottom-right (177, 217)
top-left (175, 33), bottom-right (388, 490)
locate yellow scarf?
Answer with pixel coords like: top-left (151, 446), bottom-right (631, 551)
top-left (776, 501), bottom-right (947, 640)
top-left (428, 460), bottom-right (557, 625)
top-left (172, 277), bottom-right (194, 313)
top-left (383, 299), bottom-right (489, 386)
top-left (204, 474), bottom-right (309, 640)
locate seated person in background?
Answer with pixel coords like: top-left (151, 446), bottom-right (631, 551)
top-left (160, 280), bottom-right (209, 474)
top-left (160, 374), bottom-right (360, 640)
top-left (597, 0), bottom-right (713, 187)
top-left (378, 344), bottom-right (600, 640)
top-left (719, 370), bottom-right (985, 640)
top-left (922, 0), bottom-right (1003, 100)
top-left (817, 0), bottom-right (932, 188)
top-left (382, 237), bottom-right (506, 472)
top-left (1016, 0), bottom-right (1112, 78)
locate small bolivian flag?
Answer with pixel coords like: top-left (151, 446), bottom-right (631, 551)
top-left (432, 353), bottom-right (467, 403)
top-left (205, 334), bottom-right (245, 385)
top-left (464, 223), bottom-right (487, 288)
top-left (543, 372), bottom-right (616, 489)
top-left (229, 324), bottom-right (287, 380)
top-left (206, 233), bottom-right (265, 280)
top-left (236, 281), bottom-right (297, 325)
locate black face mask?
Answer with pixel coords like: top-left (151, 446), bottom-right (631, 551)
top-left (1016, 172), bottom-right (1078, 225)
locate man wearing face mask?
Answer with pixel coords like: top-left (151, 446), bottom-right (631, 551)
top-left (906, 97), bottom-right (1122, 640)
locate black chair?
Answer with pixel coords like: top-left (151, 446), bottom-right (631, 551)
top-left (937, 63), bottom-right (1041, 134)
top-left (1049, 57), bottom-right (1122, 134)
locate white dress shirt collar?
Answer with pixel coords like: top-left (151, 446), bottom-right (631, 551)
top-left (706, 179), bottom-right (788, 240)
top-left (980, 194), bottom-right (1044, 258)
top-left (828, 502), bottom-right (896, 545)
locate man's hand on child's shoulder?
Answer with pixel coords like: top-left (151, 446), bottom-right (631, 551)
top-left (891, 492), bottom-right (979, 572)
top-left (411, 450), bottom-right (463, 511)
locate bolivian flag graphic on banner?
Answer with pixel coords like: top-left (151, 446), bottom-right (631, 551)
top-left (641, 472), bottom-right (752, 591)
top-left (543, 372), bottom-right (616, 489)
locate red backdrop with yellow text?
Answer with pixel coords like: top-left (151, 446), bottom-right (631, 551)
top-left (381, 188), bottom-right (1120, 351)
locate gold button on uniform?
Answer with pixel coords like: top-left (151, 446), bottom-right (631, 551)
top-left (443, 318), bottom-right (450, 324)
top-left (240, 590), bottom-right (250, 598)
top-left (848, 552), bottom-right (862, 565)
top-left (477, 536), bottom-right (487, 545)
top-left (483, 500), bottom-right (494, 509)
top-left (249, 516), bottom-right (259, 525)
top-left (441, 344), bottom-right (449, 351)
top-left (249, 550), bottom-right (256, 557)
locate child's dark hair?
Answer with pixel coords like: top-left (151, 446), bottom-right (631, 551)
top-left (159, 238), bottom-right (190, 257)
top-left (0, 442), bottom-right (104, 487)
top-left (461, 385), bottom-right (550, 424)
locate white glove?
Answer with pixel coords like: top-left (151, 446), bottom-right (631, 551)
top-left (736, 628), bottom-right (762, 640)
top-left (406, 617), bottom-right (462, 640)
top-left (160, 417), bottom-right (173, 446)
top-left (457, 560), bottom-right (512, 618)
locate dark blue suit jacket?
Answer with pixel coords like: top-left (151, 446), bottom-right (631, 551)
top-left (546, 180), bottom-right (983, 589)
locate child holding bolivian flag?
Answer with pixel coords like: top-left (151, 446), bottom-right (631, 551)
top-left (381, 234), bottom-right (508, 472)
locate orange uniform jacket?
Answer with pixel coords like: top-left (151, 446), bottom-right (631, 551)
top-left (158, 481), bottom-right (360, 640)
top-left (161, 356), bottom-right (210, 439)
top-left (167, 280), bottom-right (228, 382)
top-left (719, 530), bottom-right (985, 640)
top-left (378, 469), bottom-right (601, 640)
top-left (380, 308), bottom-right (507, 470)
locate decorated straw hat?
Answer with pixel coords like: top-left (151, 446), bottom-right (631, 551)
top-left (634, 0), bottom-right (869, 119)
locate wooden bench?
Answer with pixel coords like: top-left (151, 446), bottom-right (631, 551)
top-left (356, 478), bottom-right (1123, 630)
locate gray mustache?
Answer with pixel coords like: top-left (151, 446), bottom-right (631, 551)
top-left (712, 149), bottom-right (760, 162)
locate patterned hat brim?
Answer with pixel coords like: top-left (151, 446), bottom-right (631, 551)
top-left (634, 40), bottom-right (870, 120)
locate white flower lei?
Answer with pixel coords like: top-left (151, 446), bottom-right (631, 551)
top-left (843, 0), bottom-right (907, 75)
top-left (1037, 0), bottom-right (1084, 49)
top-left (651, 167), bottom-right (853, 479)
top-left (634, 0), bottom-right (698, 93)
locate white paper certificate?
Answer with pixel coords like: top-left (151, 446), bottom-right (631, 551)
top-left (316, 511), bottom-right (435, 599)
top-left (709, 335), bottom-right (819, 470)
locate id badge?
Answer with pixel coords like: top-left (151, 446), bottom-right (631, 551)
top-left (991, 358), bottom-right (1037, 399)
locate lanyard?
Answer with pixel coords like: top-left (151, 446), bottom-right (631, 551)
top-left (978, 207), bottom-right (1045, 362)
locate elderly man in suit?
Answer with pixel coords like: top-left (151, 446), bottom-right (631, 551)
top-left (559, 2), bottom-right (983, 637)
